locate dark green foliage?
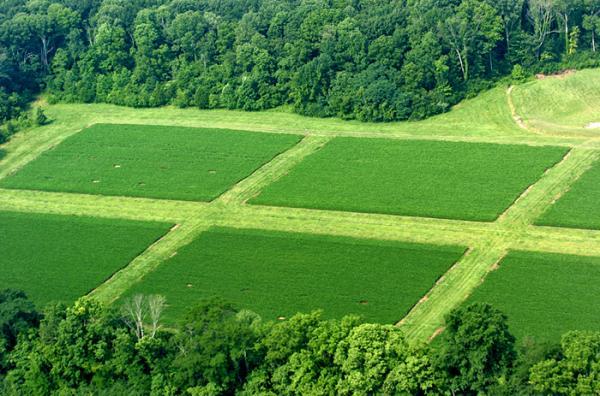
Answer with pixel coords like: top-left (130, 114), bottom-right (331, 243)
top-left (469, 251), bottom-right (600, 341)
top-left (252, 138), bottom-right (568, 221)
top-left (1, 291), bottom-right (597, 394)
top-left (32, 107), bottom-right (48, 126)
top-left (530, 331), bottom-right (600, 394)
top-left (243, 312), bottom-right (437, 395)
top-left (3, 298), bottom-right (171, 395)
top-left (0, 124), bottom-right (301, 201)
top-left (122, 227), bottom-right (465, 323)
top-left (0, 211), bottom-right (170, 306)
top-left (436, 303), bottom-right (516, 394)
top-left (2, 0), bottom-right (599, 125)
top-left (0, 289), bottom-right (39, 373)
top-left (170, 298), bottom-right (263, 394)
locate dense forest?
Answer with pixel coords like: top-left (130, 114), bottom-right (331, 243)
top-left (0, 0), bottom-right (599, 135)
top-left (0, 289), bottom-right (599, 395)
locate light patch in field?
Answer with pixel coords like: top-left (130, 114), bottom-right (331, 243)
top-left (585, 122), bottom-right (600, 129)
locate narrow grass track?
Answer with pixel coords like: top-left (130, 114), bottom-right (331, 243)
top-left (217, 135), bottom-right (333, 204)
top-left (89, 220), bottom-right (213, 303)
top-left (3, 79), bottom-right (600, 343)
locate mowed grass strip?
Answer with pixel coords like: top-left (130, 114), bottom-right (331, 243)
top-left (0, 124), bottom-right (301, 201)
top-left (251, 138), bottom-right (568, 221)
top-left (537, 160), bottom-right (600, 230)
top-left (467, 251), bottom-right (600, 342)
top-left (0, 211), bottom-right (170, 308)
top-left (121, 227), bottom-right (465, 324)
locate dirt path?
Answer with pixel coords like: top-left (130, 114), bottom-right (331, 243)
top-left (507, 85), bottom-right (536, 133)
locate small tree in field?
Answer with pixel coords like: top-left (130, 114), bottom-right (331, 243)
top-left (122, 294), bottom-right (166, 341)
top-left (33, 107), bottom-right (48, 126)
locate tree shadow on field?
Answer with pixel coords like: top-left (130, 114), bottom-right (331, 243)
top-left (0, 149), bottom-right (5, 162)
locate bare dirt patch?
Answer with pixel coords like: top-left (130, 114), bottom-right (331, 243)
top-left (429, 327), bottom-right (445, 341)
top-left (536, 69), bottom-right (576, 80)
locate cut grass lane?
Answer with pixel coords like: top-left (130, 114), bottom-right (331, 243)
top-left (119, 227), bottom-right (466, 324)
top-left (251, 138), bottom-right (568, 222)
top-left (0, 211), bottom-right (170, 308)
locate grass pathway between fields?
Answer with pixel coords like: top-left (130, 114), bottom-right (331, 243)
top-left (2, 93), bottom-right (600, 343)
top-left (2, 140), bottom-right (600, 342)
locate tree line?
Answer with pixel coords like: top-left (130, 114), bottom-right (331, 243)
top-left (0, 0), bottom-right (599, 131)
top-left (0, 288), bottom-right (599, 395)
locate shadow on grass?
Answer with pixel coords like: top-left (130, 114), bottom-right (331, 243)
top-left (0, 149), bottom-right (5, 161)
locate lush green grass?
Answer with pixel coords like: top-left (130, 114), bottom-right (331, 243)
top-left (0, 124), bottom-right (301, 201)
top-left (251, 138), bottom-right (568, 221)
top-left (537, 159), bottom-right (600, 230)
top-left (0, 211), bottom-right (169, 307)
top-left (121, 227), bottom-right (465, 324)
top-left (38, 85), bottom-right (524, 138)
top-left (512, 68), bottom-right (600, 135)
top-left (468, 251), bottom-right (600, 341)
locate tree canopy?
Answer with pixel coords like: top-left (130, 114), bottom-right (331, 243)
top-left (0, 291), bottom-right (598, 395)
top-left (0, 0), bottom-right (599, 132)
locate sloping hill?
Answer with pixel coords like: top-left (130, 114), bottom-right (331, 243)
top-left (511, 68), bottom-right (600, 135)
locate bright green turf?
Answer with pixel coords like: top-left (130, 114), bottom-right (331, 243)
top-left (468, 251), bottom-right (600, 341)
top-left (537, 160), bottom-right (600, 230)
top-left (0, 211), bottom-right (170, 307)
top-left (121, 227), bottom-right (465, 324)
top-left (251, 138), bottom-right (568, 221)
top-left (0, 124), bottom-right (301, 201)
top-left (512, 68), bottom-right (600, 134)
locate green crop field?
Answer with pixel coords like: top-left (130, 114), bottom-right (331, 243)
top-left (537, 159), bottom-right (600, 230)
top-left (251, 138), bottom-right (568, 221)
top-left (468, 251), bottom-right (600, 342)
top-left (0, 124), bottom-right (301, 201)
top-left (121, 227), bottom-right (465, 323)
top-left (0, 211), bottom-right (169, 307)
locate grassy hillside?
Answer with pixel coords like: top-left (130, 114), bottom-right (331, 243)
top-left (511, 68), bottom-right (600, 135)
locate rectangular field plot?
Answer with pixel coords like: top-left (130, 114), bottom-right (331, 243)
top-left (250, 138), bottom-right (568, 221)
top-left (0, 124), bottom-right (301, 201)
top-left (0, 211), bottom-right (169, 307)
top-left (122, 227), bottom-right (465, 323)
top-left (468, 251), bottom-right (600, 341)
top-left (537, 161), bottom-right (600, 230)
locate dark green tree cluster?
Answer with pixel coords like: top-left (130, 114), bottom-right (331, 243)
top-left (1, 288), bottom-right (599, 395)
top-left (0, 0), bottom-right (599, 126)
